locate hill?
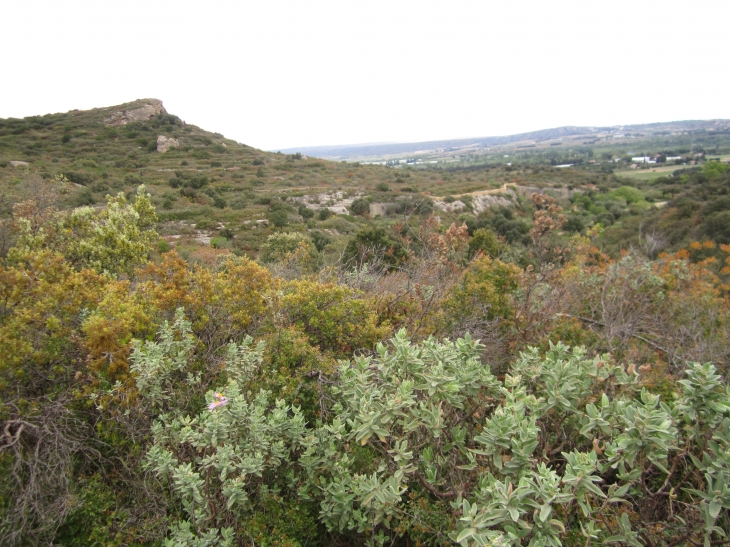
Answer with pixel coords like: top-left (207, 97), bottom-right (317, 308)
top-left (277, 119), bottom-right (730, 162)
top-left (2, 99), bottom-right (729, 261)
top-left (0, 99), bottom-right (607, 259)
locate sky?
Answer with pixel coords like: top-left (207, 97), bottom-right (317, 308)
top-left (2, 0), bottom-right (728, 151)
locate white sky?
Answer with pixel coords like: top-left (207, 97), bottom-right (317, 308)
top-left (2, 0), bottom-right (728, 151)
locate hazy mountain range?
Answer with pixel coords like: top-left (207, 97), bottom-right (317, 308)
top-left (276, 120), bottom-right (730, 161)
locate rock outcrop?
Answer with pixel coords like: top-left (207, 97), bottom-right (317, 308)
top-left (156, 135), bottom-right (179, 153)
top-left (433, 191), bottom-right (515, 214)
top-left (292, 191), bottom-right (363, 215)
top-left (470, 193), bottom-right (515, 213)
top-left (8, 160), bottom-right (29, 167)
top-left (369, 203), bottom-right (388, 217)
top-left (433, 200), bottom-right (467, 213)
top-left (104, 99), bottom-right (167, 126)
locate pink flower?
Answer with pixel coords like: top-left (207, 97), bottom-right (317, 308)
top-left (208, 393), bottom-right (228, 411)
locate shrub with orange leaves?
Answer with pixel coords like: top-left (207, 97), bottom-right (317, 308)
top-left (81, 251), bottom-right (279, 390)
top-left (0, 249), bottom-right (106, 399)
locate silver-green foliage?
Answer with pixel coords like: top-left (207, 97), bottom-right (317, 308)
top-left (136, 310), bottom-right (303, 546)
top-left (136, 321), bottom-right (730, 546)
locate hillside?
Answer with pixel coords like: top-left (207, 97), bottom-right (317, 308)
top-left (2, 99), bottom-right (729, 261)
top-left (3, 100), bottom-right (730, 547)
top-left (0, 99), bottom-right (609, 259)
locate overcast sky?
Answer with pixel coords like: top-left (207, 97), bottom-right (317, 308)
top-left (2, 0), bottom-right (728, 151)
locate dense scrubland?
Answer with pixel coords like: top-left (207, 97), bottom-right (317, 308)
top-left (2, 101), bottom-right (730, 546)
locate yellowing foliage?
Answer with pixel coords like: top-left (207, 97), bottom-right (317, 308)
top-left (0, 250), bottom-right (105, 394)
top-left (281, 279), bottom-right (389, 356)
top-left (81, 252), bottom-right (278, 386)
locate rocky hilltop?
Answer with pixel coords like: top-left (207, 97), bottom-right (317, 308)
top-left (103, 99), bottom-right (167, 126)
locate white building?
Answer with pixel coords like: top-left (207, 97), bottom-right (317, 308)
top-left (631, 156), bottom-right (656, 164)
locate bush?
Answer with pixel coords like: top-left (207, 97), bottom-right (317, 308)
top-left (467, 227), bottom-right (500, 259)
top-left (343, 226), bottom-right (408, 269)
top-left (298, 205), bottom-right (314, 219)
top-left (158, 239), bottom-right (171, 253)
top-left (267, 210), bottom-right (289, 228)
top-left (310, 230), bottom-right (332, 252)
top-left (63, 171), bottom-right (93, 186)
top-left (179, 187), bottom-right (197, 199)
top-left (596, 212), bottom-right (614, 227)
top-left (136, 319), bottom-right (730, 547)
top-left (610, 185), bottom-right (644, 204)
top-left (564, 215), bottom-right (585, 233)
top-left (124, 173), bottom-right (143, 186)
top-left (258, 232), bottom-right (314, 264)
top-left (349, 197), bottom-right (370, 216)
top-left (210, 237), bottom-right (228, 249)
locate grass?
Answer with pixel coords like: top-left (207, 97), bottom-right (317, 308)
top-left (615, 164), bottom-right (687, 181)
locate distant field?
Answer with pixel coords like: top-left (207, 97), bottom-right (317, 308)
top-left (616, 164), bottom-right (684, 181)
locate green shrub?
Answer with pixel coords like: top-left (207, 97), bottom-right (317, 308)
top-left (310, 230), bottom-right (331, 252)
top-left (467, 227), bottom-right (500, 259)
top-left (298, 205), bottom-right (314, 219)
top-left (258, 232), bottom-right (314, 264)
top-left (349, 197), bottom-right (370, 216)
top-left (267, 210), bottom-right (289, 228)
top-left (210, 237), bottom-right (228, 249)
top-left (70, 189), bottom-right (95, 206)
top-left (158, 239), bottom-right (171, 253)
top-left (63, 171), bottom-right (93, 185)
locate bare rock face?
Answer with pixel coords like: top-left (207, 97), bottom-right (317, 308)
top-left (104, 99), bottom-right (167, 126)
top-left (9, 160), bottom-right (29, 167)
top-left (433, 200), bottom-right (467, 213)
top-left (157, 135), bottom-right (179, 153)
top-left (433, 191), bottom-right (516, 214)
top-left (470, 193), bottom-right (514, 214)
